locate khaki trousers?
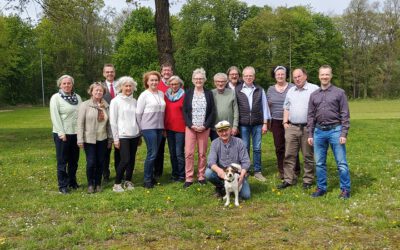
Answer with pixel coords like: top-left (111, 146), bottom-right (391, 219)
top-left (283, 125), bottom-right (314, 184)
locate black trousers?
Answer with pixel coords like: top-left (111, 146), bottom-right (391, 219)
top-left (115, 138), bottom-right (140, 184)
top-left (53, 133), bottom-right (80, 189)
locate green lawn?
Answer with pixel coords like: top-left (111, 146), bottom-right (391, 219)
top-left (0, 100), bottom-right (399, 249)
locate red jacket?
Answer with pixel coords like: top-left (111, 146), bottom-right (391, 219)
top-left (164, 94), bottom-right (186, 133)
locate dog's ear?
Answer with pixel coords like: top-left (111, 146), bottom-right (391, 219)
top-left (230, 163), bottom-right (242, 172)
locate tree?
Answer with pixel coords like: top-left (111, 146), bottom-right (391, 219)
top-left (174, 0), bottom-right (256, 85)
top-left (237, 6), bottom-right (343, 87)
top-left (112, 8), bottom-right (158, 94)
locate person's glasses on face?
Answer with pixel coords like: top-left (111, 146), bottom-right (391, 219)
top-left (194, 78), bottom-right (204, 81)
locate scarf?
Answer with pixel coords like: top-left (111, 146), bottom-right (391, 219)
top-left (59, 90), bottom-right (79, 105)
top-left (165, 88), bottom-right (184, 102)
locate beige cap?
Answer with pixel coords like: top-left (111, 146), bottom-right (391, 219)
top-left (215, 120), bottom-right (231, 131)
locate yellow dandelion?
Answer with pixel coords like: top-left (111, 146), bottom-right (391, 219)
top-left (216, 229), bottom-right (222, 234)
top-left (197, 188), bottom-right (201, 192)
top-left (277, 192), bottom-right (281, 195)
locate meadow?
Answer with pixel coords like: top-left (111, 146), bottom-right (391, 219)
top-left (0, 99), bottom-right (399, 249)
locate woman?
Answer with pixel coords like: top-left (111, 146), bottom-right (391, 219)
top-left (182, 68), bottom-right (215, 188)
top-left (164, 75), bottom-right (186, 182)
top-left (109, 76), bottom-right (141, 192)
top-left (50, 75), bottom-right (82, 194)
top-left (77, 82), bottom-right (112, 193)
top-left (136, 71), bottom-right (166, 189)
top-left (266, 66), bottom-right (300, 180)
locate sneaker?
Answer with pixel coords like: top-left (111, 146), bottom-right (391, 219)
top-left (311, 188), bottom-right (326, 198)
top-left (277, 181), bottom-right (291, 189)
top-left (254, 172), bottom-right (266, 182)
top-left (143, 182), bottom-right (154, 189)
top-left (302, 183), bottom-right (313, 189)
top-left (339, 189), bottom-right (350, 199)
top-left (87, 185), bottom-right (95, 194)
top-left (95, 185), bottom-right (102, 193)
top-left (124, 181), bottom-right (134, 191)
top-left (59, 187), bottom-right (69, 194)
top-left (198, 180), bottom-right (207, 185)
top-left (183, 182), bottom-right (193, 188)
top-left (113, 184), bottom-right (124, 193)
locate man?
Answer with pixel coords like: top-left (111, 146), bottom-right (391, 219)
top-left (102, 64), bottom-right (120, 182)
top-left (307, 65), bottom-right (351, 199)
top-left (278, 68), bottom-right (319, 190)
top-left (226, 66), bottom-right (242, 90)
top-left (154, 63), bottom-right (173, 179)
top-left (206, 120), bottom-right (251, 199)
top-left (210, 73), bottom-right (239, 141)
top-left (235, 66), bottom-right (271, 182)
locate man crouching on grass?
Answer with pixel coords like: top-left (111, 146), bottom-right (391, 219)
top-left (205, 120), bottom-right (251, 199)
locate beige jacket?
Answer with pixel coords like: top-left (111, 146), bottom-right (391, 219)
top-left (77, 98), bottom-right (112, 144)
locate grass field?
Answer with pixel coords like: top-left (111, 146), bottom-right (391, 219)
top-left (0, 100), bottom-right (399, 249)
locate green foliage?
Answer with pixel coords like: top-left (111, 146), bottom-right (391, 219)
top-left (0, 102), bottom-right (400, 248)
top-left (238, 6), bottom-right (343, 88)
top-left (174, 0), bottom-right (257, 87)
top-left (112, 7), bottom-right (159, 94)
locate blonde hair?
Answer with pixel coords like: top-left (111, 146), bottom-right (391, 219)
top-left (87, 82), bottom-right (106, 96)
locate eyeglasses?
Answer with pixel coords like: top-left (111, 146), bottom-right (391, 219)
top-left (229, 73), bottom-right (239, 76)
top-left (193, 78), bottom-right (204, 81)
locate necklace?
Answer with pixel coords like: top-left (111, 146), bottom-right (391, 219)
top-left (275, 83), bottom-right (288, 93)
top-left (151, 91), bottom-right (161, 105)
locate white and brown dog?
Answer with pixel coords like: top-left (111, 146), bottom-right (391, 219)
top-left (223, 163), bottom-right (242, 207)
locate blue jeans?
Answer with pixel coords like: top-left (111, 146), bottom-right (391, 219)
top-left (240, 125), bottom-right (262, 173)
top-left (314, 125), bottom-right (351, 192)
top-left (53, 133), bottom-right (80, 189)
top-left (142, 129), bottom-right (163, 183)
top-left (84, 140), bottom-right (108, 186)
top-left (167, 130), bottom-right (185, 180)
top-left (205, 168), bottom-right (251, 199)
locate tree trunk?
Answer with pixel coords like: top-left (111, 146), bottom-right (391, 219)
top-left (155, 0), bottom-right (175, 69)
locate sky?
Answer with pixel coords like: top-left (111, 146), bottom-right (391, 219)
top-left (1, 0), bottom-right (352, 22)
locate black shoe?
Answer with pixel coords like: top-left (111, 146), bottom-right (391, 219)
top-left (143, 182), bottom-right (154, 189)
top-left (198, 180), bottom-right (207, 185)
top-left (277, 181), bottom-right (291, 189)
top-left (103, 176), bottom-right (110, 183)
top-left (311, 188), bottom-right (327, 198)
top-left (69, 183), bottom-right (80, 190)
top-left (183, 182), bottom-right (193, 188)
top-left (151, 178), bottom-right (158, 185)
top-left (302, 183), bottom-right (312, 189)
top-left (214, 187), bottom-right (226, 198)
top-left (59, 187), bottom-right (69, 194)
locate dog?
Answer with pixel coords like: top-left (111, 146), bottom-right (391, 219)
top-left (223, 163), bottom-right (242, 207)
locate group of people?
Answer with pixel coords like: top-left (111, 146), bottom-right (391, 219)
top-left (50, 63), bottom-right (351, 200)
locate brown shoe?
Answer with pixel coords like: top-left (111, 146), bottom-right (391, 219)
top-left (87, 185), bottom-right (95, 194)
top-left (95, 185), bottom-right (102, 193)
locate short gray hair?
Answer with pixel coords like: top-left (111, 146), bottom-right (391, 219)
top-left (115, 76), bottom-right (137, 93)
top-left (192, 68), bottom-right (207, 82)
top-left (168, 75), bottom-right (184, 87)
top-left (242, 66), bottom-right (255, 76)
top-left (57, 75), bottom-right (74, 87)
top-left (213, 73), bottom-right (228, 81)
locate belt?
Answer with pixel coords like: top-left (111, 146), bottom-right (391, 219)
top-left (316, 123), bottom-right (340, 131)
top-left (290, 122), bottom-right (307, 128)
